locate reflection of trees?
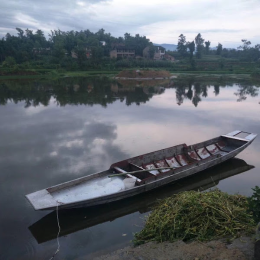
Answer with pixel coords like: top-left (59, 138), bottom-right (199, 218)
top-left (175, 86), bottom-right (186, 105)
top-left (0, 78), bottom-right (165, 108)
top-left (0, 78), bottom-right (259, 108)
top-left (192, 83), bottom-right (202, 107)
top-left (175, 82), bottom-right (210, 107)
top-left (214, 85), bottom-right (220, 96)
top-left (201, 85), bottom-right (208, 98)
top-left (174, 81), bottom-right (259, 107)
top-left (234, 84), bottom-right (259, 102)
top-left (0, 81), bottom-right (52, 107)
top-left (125, 88), bottom-right (152, 106)
top-left (186, 84), bottom-right (193, 100)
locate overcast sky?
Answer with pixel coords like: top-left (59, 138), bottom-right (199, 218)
top-left (0, 0), bottom-right (259, 48)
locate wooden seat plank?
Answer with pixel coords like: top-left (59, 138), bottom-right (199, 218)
top-left (165, 157), bottom-right (181, 168)
top-left (196, 147), bottom-right (211, 159)
top-left (175, 154), bottom-right (189, 166)
top-left (154, 160), bottom-right (171, 172)
top-left (188, 151), bottom-right (201, 161)
top-left (143, 163), bottom-right (160, 176)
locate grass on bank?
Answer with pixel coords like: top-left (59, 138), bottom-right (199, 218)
top-left (0, 69), bottom-right (121, 80)
top-left (0, 67), bottom-right (258, 80)
top-left (134, 189), bottom-right (255, 245)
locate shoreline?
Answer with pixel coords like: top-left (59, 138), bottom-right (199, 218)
top-left (92, 236), bottom-right (255, 260)
top-left (0, 70), bottom-right (254, 80)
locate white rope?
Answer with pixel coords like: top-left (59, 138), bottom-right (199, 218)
top-left (49, 202), bottom-right (60, 260)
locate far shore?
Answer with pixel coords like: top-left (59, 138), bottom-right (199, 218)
top-left (0, 69), bottom-right (255, 81)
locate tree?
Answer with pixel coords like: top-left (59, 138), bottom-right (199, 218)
top-left (205, 41), bottom-right (210, 55)
top-left (91, 46), bottom-right (104, 65)
top-left (73, 46), bottom-right (87, 68)
top-left (238, 39), bottom-right (251, 51)
top-left (216, 43), bottom-right (223, 55)
top-left (255, 44), bottom-right (260, 51)
top-left (53, 42), bottom-right (66, 59)
top-left (177, 34), bottom-right (187, 58)
top-left (236, 39), bottom-right (260, 61)
top-left (2, 56), bottom-right (16, 68)
top-left (16, 28), bottom-right (24, 39)
top-left (187, 41), bottom-right (195, 59)
top-left (195, 33), bottom-right (204, 59)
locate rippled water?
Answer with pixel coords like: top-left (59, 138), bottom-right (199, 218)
top-left (0, 77), bottom-right (259, 259)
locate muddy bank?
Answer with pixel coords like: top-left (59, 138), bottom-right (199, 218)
top-left (116, 70), bottom-right (172, 79)
top-left (93, 236), bottom-right (255, 260)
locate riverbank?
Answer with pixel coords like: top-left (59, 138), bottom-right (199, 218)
top-left (93, 236), bottom-right (255, 260)
top-left (0, 69), bottom-right (120, 80)
top-left (92, 189), bottom-right (257, 260)
top-left (0, 68), bottom-right (256, 80)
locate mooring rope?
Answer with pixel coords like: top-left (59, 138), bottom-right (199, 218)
top-left (49, 202), bottom-right (61, 260)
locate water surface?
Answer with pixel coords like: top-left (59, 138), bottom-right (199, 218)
top-left (0, 77), bottom-right (259, 259)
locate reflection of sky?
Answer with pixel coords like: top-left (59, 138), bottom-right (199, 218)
top-left (0, 83), bottom-right (259, 259)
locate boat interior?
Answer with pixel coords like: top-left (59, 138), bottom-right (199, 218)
top-left (110, 131), bottom-right (255, 186)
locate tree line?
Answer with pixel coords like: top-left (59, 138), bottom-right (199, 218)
top-left (0, 28), bottom-right (260, 71)
top-left (0, 28), bottom-right (152, 69)
top-left (176, 33), bottom-right (260, 62)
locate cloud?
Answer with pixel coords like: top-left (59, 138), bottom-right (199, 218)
top-left (0, 0), bottom-right (260, 47)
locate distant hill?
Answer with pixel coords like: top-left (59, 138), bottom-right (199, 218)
top-left (154, 43), bottom-right (177, 51)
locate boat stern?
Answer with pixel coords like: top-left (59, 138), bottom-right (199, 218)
top-left (26, 189), bottom-right (58, 210)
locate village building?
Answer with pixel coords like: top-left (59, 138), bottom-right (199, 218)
top-left (164, 54), bottom-right (175, 62)
top-left (110, 46), bottom-right (135, 59)
top-left (143, 46), bottom-right (166, 60)
top-left (71, 48), bottom-right (92, 59)
top-left (32, 47), bottom-right (51, 54)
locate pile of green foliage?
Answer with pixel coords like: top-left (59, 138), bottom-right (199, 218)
top-left (134, 189), bottom-right (255, 245)
top-left (247, 186), bottom-right (260, 222)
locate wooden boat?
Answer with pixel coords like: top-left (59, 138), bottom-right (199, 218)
top-left (29, 158), bottom-right (254, 243)
top-left (26, 130), bottom-right (257, 210)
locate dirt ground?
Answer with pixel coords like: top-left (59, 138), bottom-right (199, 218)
top-left (93, 236), bottom-right (255, 260)
top-left (116, 70), bottom-right (171, 79)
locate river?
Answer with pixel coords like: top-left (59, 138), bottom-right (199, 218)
top-left (0, 76), bottom-right (259, 259)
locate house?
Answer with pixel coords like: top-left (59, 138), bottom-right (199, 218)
top-left (143, 46), bottom-right (166, 60)
top-left (32, 47), bottom-right (51, 54)
top-left (110, 46), bottom-right (135, 59)
top-left (164, 54), bottom-right (175, 62)
top-left (71, 48), bottom-right (92, 59)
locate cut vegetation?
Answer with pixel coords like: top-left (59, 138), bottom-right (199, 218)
top-left (134, 189), bottom-right (255, 245)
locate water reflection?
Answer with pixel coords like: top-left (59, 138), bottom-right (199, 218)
top-left (235, 84), bottom-right (259, 102)
top-left (29, 158), bottom-right (253, 244)
top-left (0, 77), bottom-right (259, 108)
